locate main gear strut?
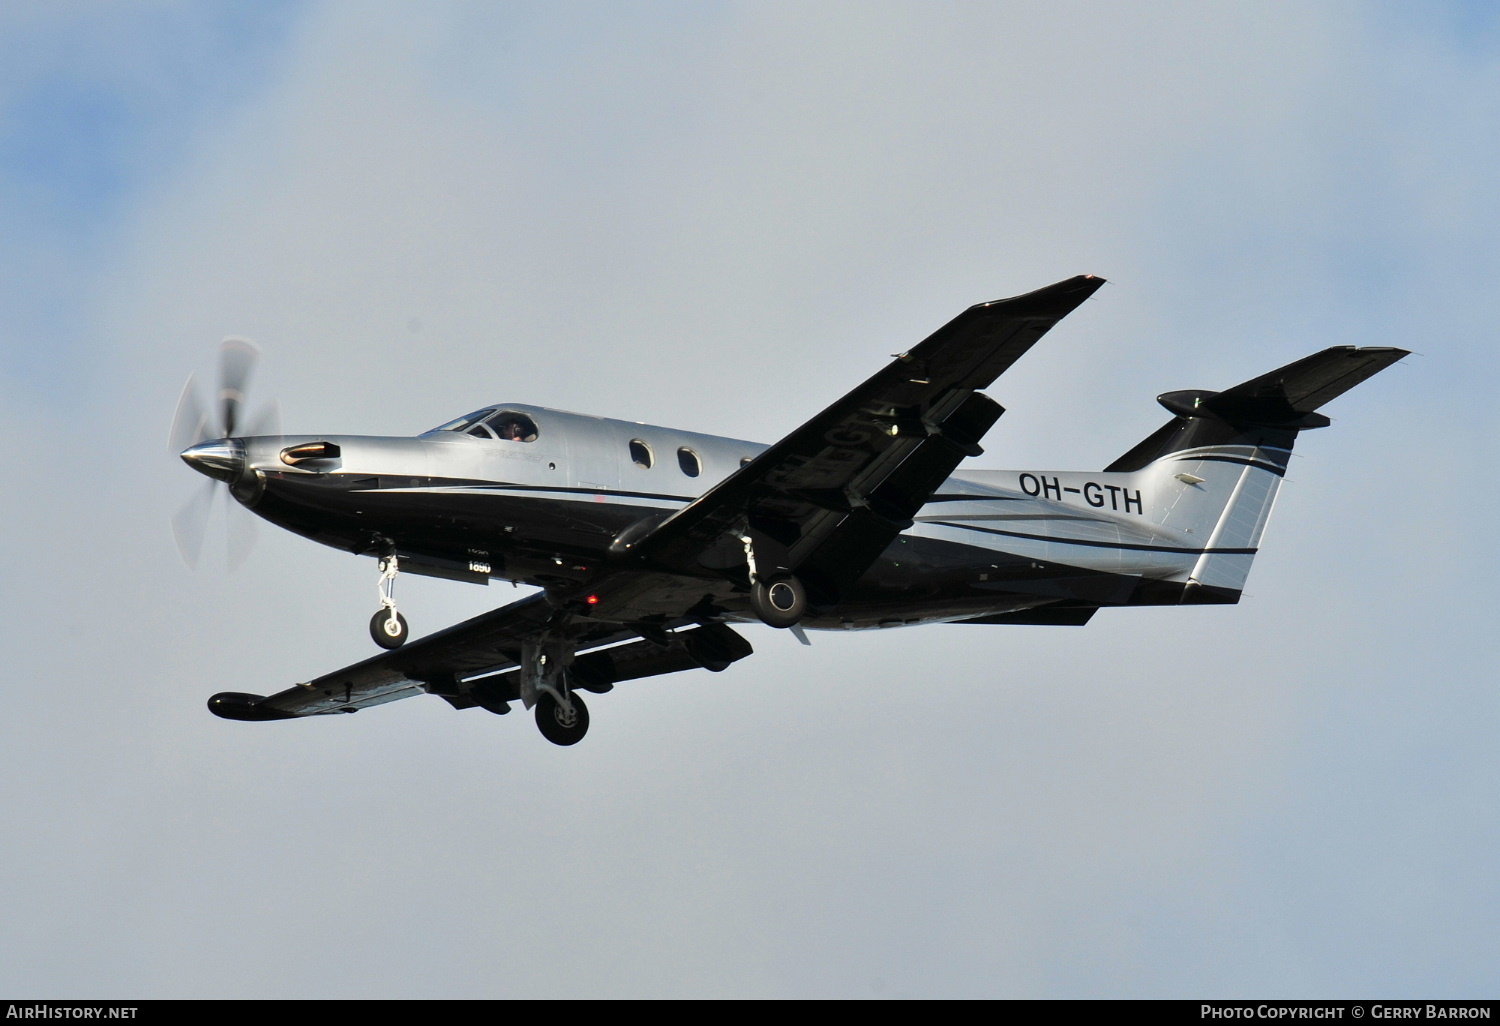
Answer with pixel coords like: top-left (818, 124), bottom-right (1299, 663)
top-left (521, 636), bottom-right (589, 745)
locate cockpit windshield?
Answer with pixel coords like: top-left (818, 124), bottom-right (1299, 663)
top-left (427, 408), bottom-right (493, 434)
top-left (425, 408), bottom-right (539, 442)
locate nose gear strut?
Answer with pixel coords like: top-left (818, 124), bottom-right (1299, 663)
top-left (369, 554), bottom-right (409, 649)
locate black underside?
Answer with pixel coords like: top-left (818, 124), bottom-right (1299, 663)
top-left (248, 471), bottom-right (1227, 629)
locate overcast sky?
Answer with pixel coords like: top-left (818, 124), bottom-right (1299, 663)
top-left (0, 0), bottom-right (1496, 999)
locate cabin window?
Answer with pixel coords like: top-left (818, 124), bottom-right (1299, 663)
top-left (483, 411), bottom-right (539, 442)
top-left (630, 439), bottom-right (653, 469)
top-left (678, 446), bottom-right (701, 477)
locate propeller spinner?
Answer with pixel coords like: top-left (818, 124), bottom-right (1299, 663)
top-left (169, 337), bottom-right (279, 569)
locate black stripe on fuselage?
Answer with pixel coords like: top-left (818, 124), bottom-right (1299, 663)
top-left (358, 479), bottom-right (697, 504)
top-left (921, 513), bottom-right (1109, 524)
top-left (925, 519), bottom-right (1257, 555)
top-left (1174, 454), bottom-right (1287, 476)
top-left (925, 493), bottom-right (1027, 503)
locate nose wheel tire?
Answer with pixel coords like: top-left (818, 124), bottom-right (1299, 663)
top-left (535, 691), bottom-right (589, 746)
top-left (750, 574), bottom-right (808, 628)
top-left (369, 609), bottom-right (409, 649)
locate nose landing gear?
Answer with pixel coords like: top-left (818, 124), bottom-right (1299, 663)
top-left (370, 608), bottom-right (409, 648)
top-left (369, 555), bottom-right (409, 649)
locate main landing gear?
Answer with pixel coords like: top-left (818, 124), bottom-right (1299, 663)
top-left (521, 637), bottom-right (590, 746)
top-left (741, 533), bottom-right (808, 629)
top-left (750, 574), bottom-right (808, 628)
top-left (535, 690), bottom-right (589, 746)
top-left (369, 554), bottom-right (409, 649)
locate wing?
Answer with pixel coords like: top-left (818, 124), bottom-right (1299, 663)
top-left (208, 592), bottom-right (629, 719)
top-left (208, 587), bottom-right (756, 720)
top-left (629, 274), bottom-right (1106, 603)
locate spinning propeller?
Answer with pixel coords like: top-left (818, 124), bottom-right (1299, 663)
top-left (168, 338), bottom-right (280, 569)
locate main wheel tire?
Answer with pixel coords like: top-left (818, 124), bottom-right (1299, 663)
top-left (750, 574), bottom-right (808, 628)
top-left (369, 609), bottom-right (409, 649)
top-left (535, 691), bottom-right (589, 746)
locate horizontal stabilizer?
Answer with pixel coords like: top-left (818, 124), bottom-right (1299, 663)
top-left (1107, 346), bottom-right (1408, 472)
top-left (1212, 346), bottom-right (1410, 415)
top-left (1181, 346), bottom-right (1410, 429)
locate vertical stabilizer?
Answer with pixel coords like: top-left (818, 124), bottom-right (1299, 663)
top-left (1107, 346), bottom-right (1407, 602)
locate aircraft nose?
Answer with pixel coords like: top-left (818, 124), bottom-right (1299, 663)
top-left (180, 439), bottom-right (245, 483)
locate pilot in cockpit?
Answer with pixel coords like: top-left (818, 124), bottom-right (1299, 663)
top-left (431, 408), bottom-right (539, 442)
top-left (487, 412), bottom-right (538, 442)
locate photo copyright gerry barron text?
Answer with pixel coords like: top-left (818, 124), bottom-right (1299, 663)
top-left (1202, 1007), bottom-right (1491, 1020)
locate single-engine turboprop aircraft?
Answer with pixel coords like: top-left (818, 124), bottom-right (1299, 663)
top-left (173, 276), bottom-right (1406, 745)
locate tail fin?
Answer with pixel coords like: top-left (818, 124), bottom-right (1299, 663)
top-left (1112, 346), bottom-right (1407, 603)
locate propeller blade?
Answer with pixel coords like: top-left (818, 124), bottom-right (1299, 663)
top-left (225, 488), bottom-right (258, 572)
top-left (167, 373), bottom-right (209, 455)
top-left (245, 398), bottom-right (280, 440)
top-left (172, 480), bottom-right (216, 568)
top-left (219, 337), bottom-right (261, 438)
top-left (174, 337), bottom-right (275, 572)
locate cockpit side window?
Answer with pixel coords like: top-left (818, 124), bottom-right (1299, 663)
top-left (483, 411), bottom-right (539, 442)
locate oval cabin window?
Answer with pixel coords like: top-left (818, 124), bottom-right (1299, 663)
top-left (677, 446), bottom-right (701, 478)
top-left (630, 440), bottom-right (653, 469)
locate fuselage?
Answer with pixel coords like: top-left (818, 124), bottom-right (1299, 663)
top-left (214, 403), bottom-right (1215, 629)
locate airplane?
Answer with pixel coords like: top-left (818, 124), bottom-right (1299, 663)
top-left (171, 275), bottom-right (1407, 745)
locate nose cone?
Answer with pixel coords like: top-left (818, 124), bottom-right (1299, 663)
top-left (180, 439), bottom-right (245, 483)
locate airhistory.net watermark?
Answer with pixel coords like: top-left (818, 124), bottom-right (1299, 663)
top-left (5, 1007), bottom-right (137, 1019)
